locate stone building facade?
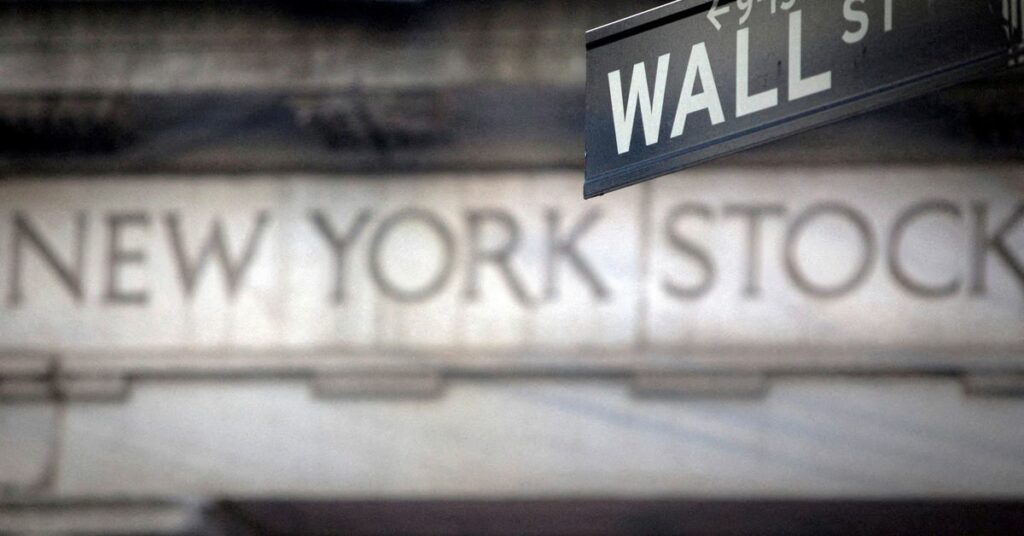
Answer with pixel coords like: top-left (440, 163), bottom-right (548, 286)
top-left (1, 1), bottom-right (1023, 534)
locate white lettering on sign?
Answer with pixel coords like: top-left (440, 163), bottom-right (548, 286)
top-left (788, 11), bottom-right (832, 101)
top-left (609, 5), bottom-right (836, 153)
top-left (605, 0), bottom-right (913, 156)
top-left (842, 0), bottom-right (870, 44)
top-left (608, 54), bottom-right (671, 154)
top-left (843, 0), bottom-right (894, 44)
top-left (670, 43), bottom-right (725, 139)
top-left (735, 26), bottom-right (779, 117)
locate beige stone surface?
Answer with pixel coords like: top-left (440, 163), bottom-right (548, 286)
top-left (45, 378), bottom-right (1024, 498)
top-left (0, 404), bottom-right (57, 492)
top-left (0, 169), bottom-right (1022, 374)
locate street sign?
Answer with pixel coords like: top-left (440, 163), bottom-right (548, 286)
top-left (584, 0), bottom-right (1022, 198)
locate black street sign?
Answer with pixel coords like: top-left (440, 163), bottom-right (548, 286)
top-left (584, 0), bottom-right (1022, 198)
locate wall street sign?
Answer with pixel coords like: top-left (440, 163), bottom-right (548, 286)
top-left (584, 0), bottom-right (1021, 198)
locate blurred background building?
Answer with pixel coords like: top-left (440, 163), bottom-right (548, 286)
top-left (0, 0), bottom-right (1023, 534)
